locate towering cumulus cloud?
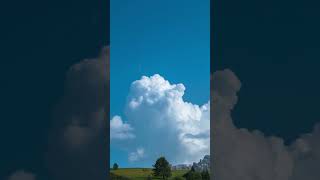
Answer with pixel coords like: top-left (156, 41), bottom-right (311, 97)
top-left (6, 47), bottom-right (109, 180)
top-left (212, 69), bottom-right (320, 180)
top-left (111, 74), bottom-right (210, 165)
top-left (46, 47), bottom-right (109, 180)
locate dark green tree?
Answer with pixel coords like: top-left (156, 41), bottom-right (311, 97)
top-left (193, 172), bottom-right (202, 180)
top-left (152, 157), bottom-right (172, 179)
top-left (201, 170), bottom-right (210, 180)
top-left (113, 163), bottom-right (119, 170)
top-left (191, 166), bottom-right (195, 172)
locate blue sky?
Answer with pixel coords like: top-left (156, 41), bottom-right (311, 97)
top-left (110, 0), bottom-right (210, 167)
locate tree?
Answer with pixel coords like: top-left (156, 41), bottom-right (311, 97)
top-left (193, 172), bottom-right (202, 180)
top-left (201, 170), bottom-right (210, 180)
top-left (152, 157), bottom-right (172, 179)
top-left (113, 163), bottom-right (119, 170)
top-left (191, 166), bottom-right (195, 172)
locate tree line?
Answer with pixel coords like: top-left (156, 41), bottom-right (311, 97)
top-left (111, 156), bottom-right (210, 180)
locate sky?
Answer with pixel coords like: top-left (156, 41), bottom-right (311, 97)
top-left (110, 0), bottom-right (210, 168)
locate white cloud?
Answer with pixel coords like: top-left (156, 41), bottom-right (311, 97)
top-left (119, 74), bottom-right (209, 165)
top-left (7, 170), bottom-right (36, 180)
top-left (129, 148), bottom-right (145, 162)
top-left (110, 115), bottom-right (135, 140)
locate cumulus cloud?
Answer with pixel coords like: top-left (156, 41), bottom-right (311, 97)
top-left (110, 115), bottom-right (135, 140)
top-left (7, 170), bottom-right (36, 180)
top-left (129, 148), bottom-right (145, 162)
top-left (211, 69), bottom-right (320, 180)
top-left (46, 46), bottom-right (109, 180)
top-left (112, 74), bottom-right (210, 165)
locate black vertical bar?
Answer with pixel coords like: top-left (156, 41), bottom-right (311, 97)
top-left (106, 0), bottom-right (110, 179)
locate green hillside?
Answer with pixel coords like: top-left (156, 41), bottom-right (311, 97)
top-left (110, 168), bottom-right (188, 180)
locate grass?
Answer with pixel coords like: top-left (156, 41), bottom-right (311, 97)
top-left (110, 168), bottom-right (188, 180)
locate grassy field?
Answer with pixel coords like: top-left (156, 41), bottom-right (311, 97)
top-left (110, 168), bottom-right (188, 180)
